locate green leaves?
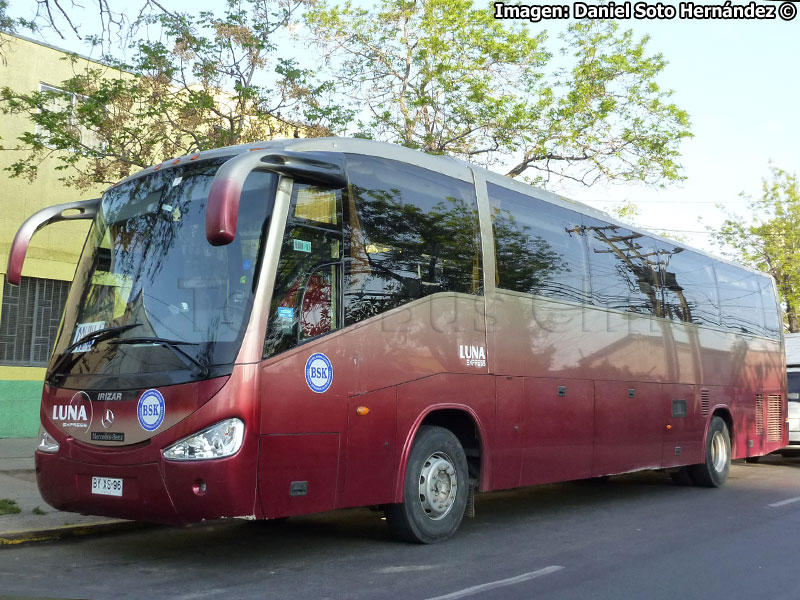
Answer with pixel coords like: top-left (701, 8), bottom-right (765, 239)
top-left (712, 166), bottom-right (800, 331)
top-left (307, 0), bottom-right (690, 187)
top-left (1, 0), bottom-right (348, 189)
top-left (3, 0), bottom-right (691, 192)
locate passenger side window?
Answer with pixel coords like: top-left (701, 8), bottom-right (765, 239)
top-left (759, 277), bottom-right (781, 338)
top-left (264, 185), bottom-right (343, 358)
top-left (582, 217), bottom-right (661, 316)
top-left (654, 243), bottom-right (720, 326)
top-left (343, 155), bottom-right (482, 325)
top-left (488, 183), bottom-right (587, 303)
top-left (716, 264), bottom-right (767, 336)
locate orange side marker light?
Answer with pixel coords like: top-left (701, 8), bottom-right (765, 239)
top-left (356, 406), bottom-right (369, 416)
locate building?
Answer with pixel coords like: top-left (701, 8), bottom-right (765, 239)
top-left (0, 33), bottom-right (106, 437)
top-left (0, 32), bottom-right (305, 437)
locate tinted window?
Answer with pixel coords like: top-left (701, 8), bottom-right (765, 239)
top-left (583, 217), bottom-right (661, 315)
top-left (715, 263), bottom-right (767, 336)
top-left (760, 277), bottom-right (781, 338)
top-left (52, 161), bottom-right (275, 389)
top-left (788, 371), bottom-right (800, 400)
top-left (654, 243), bottom-right (720, 326)
top-left (488, 183), bottom-right (587, 303)
top-left (264, 185), bottom-right (343, 358)
top-left (343, 156), bottom-right (482, 325)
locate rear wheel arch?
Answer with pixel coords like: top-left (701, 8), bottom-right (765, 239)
top-left (709, 407), bottom-right (734, 457)
top-left (395, 407), bottom-right (487, 501)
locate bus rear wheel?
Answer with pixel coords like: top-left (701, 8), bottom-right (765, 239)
top-left (385, 425), bottom-right (468, 544)
top-left (689, 416), bottom-right (731, 487)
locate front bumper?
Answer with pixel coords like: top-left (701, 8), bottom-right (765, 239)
top-left (36, 437), bottom-right (260, 524)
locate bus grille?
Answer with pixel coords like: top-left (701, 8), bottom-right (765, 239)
top-left (700, 389), bottom-right (710, 417)
top-left (767, 394), bottom-right (783, 442)
top-left (755, 394), bottom-right (764, 435)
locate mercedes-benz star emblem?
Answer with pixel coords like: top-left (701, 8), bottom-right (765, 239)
top-left (101, 409), bottom-right (115, 429)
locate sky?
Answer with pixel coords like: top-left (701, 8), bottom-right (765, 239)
top-left (7, 0), bottom-right (800, 254)
top-left (557, 14), bottom-right (800, 252)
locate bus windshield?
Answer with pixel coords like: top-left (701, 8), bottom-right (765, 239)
top-left (49, 159), bottom-right (277, 389)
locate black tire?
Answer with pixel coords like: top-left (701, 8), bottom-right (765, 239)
top-left (689, 416), bottom-right (731, 487)
top-left (669, 467), bottom-right (694, 486)
top-left (384, 425), bottom-right (468, 544)
top-left (744, 456), bottom-right (760, 464)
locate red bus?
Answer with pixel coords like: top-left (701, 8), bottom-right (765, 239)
top-left (7, 138), bottom-right (787, 543)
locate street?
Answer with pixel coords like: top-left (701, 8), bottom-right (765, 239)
top-left (1, 455), bottom-right (799, 600)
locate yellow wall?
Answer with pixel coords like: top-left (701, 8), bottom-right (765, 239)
top-left (0, 34), bottom-right (107, 416)
top-left (0, 34), bottom-right (295, 435)
top-left (0, 366), bottom-right (47, 381)
top-left (0, 33), bottom-right (106, 283)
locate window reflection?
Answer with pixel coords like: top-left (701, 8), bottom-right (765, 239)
top-left (488, 183), bottom-right (587, 303)
top-left (487, 182), bottom-right (777, 338)
top-left (583, 218), bottom-right (662, 315)
top-left (53, 161), bottom-right (274, 387)
top-left (654, 243), bottom-right (720, 326)
top-left (716, 264), bottom-right (768, 336)
top-left (264, 185), bottom-right (343, 358)
top-left (343, 156), bottom-right (483, 326)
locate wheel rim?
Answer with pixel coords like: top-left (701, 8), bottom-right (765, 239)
top-left (711, 430), bottom-right (728, 472)
top-left (418, 451), bottom-right (458, 520)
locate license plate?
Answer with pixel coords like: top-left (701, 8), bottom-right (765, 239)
top-left (91, 476), bottom-right (123, 497)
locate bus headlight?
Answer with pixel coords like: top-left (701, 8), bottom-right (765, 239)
top-left (162, 418), bottom-right (244, 461)
top-left (37, 427), bottom-right (59, 454)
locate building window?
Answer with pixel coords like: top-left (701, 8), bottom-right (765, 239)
top-left (0, 277), bottom-right (71, 366)
top-left (37, 83), bottom-right (102, 150)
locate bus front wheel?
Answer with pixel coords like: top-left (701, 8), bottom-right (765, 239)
top-left (689, 416), bottom-right (731, 487)
top-left (385, 425), bottom-right (468, 544)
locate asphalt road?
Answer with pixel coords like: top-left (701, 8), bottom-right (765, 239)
top-left (1, 454), bottom-right (800, 600)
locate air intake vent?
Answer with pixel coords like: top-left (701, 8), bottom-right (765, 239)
top-left (755, 394), bottom-right (764, 435)
top-left (767, 394), bottom-right (783, 442)
top-left (700, 389), bottom-right (710, 417)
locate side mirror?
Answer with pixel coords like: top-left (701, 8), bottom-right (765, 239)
top-left (6, 198), bottom-right (100, 285)
top-left (206, 150), bottom-right (347, 246)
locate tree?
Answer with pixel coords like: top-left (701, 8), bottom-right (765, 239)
top-left (305, 0), bottom-right (691, 187)
top-left (711, 166), bottom-right (800, 332)
top-left (1, 0), bottom-right (170, 52)
top-left (608, 200), bottom-right (641, 225)
top-left (0, 0), bottom-right (350, 190)
top-left (0, 1), bottom-right (14, 32)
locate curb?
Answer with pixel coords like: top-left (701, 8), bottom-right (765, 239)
top-left (0, 520), bottom-right (147, 547)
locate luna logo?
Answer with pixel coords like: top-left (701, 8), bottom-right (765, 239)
top-left (458, 344), bottom-right (487, 367)
top-left (52, 391), bottom-right (93, 430)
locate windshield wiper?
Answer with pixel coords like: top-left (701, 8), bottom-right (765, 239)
top-left (108, 337), bottom-right (210, 378)
top-left (50, 324), bottom-right (143, 377)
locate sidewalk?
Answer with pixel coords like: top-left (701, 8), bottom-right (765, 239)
top-left (0, 438), bottom-right (138, 546)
